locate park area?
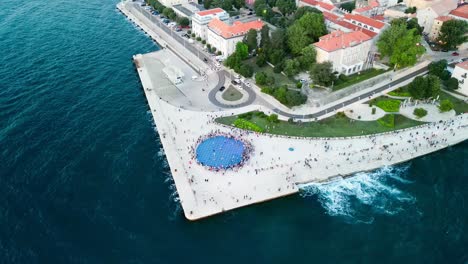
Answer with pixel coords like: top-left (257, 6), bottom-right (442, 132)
top-left (332, 68), bottom-right (387, 91)
top-left (217, 111), bottom-right (423, 138)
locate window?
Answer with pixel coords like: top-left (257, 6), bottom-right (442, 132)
top-left (364, 25), bottom-right (368, 28)
top-left (358, 23), bottom-right (362, 26)
top-left (370, 27), bottom-right (374, 31)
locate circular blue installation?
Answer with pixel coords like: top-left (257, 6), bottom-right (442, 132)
top-left (196, 136), bottom-right (246, 169)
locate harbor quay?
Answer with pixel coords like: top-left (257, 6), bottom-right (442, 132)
top-left (119, 1), bottom-right (468, 220)
top-left (133, 50), bottom-right (468, 220)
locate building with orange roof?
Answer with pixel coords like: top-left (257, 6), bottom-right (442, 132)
top-left (206, 18), bottom-right (264, 57)
top-left (449, 4), bottom-right (468, 21)
top-left (416, 0), bottom-right (458, 34)
top-left (314, 30), bottom-right (374, 75)
top-left (192, 8), bottom-right (230, 40)
top-left (298, 0), bottom-right (336, 12)
top-left (344, 13), bottom-right (387, 33)
top-left (452, 60), bottom-right (468, 96)
top-left (429, 16), bottom-right (453, 40)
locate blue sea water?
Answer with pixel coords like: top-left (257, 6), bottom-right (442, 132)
top-left (196, 136), bottom-right (245, 168)
top-left (0, 0), bottom-right (467, 263)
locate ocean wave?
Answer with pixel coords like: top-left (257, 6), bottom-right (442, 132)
top-left (300, 165), bottom-right (416, 223)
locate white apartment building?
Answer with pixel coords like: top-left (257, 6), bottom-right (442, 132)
top-left (191, 8), bottom-right (230, 40)
top-left (206, 18), bottom-right (264, 57)
top-left (314, 30), bottom-right (373, 75)
top-left (416, 0), bottom-right (458, 34)
top-left (452, 61), bottom-right (468, 96)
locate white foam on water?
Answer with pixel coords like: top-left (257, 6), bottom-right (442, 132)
top-left (300, 165), bottom-right (416, 223)
top-left (157, 147), bottom-right (165, 157)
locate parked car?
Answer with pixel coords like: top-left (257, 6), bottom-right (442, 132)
top-left (248, 12), bottom-right (253, 15)
top-left (235, 16), bottom-right (240, 19)
top-left (245, 82), bottom-right (251, 87)
top-left (203, 58), bottom-right (208, 62)
top-left (452, 52), bottom-right (459, 56)
top-left (219, 86), bottom-right (225, 91)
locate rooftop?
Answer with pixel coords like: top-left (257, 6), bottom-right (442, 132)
top-left (208, 18), bottom-right (264, 38)
top-left (450, 4), bottom-right (468, 19)
top-left (196, 8), bottom-right (225, 17)
top-left (323, 11), bottom-right (378, 37)
top-left (314, 30), bottom-right (372, 52)
top-left (301, 0), bottom-right (336, 11)
top-left (456, 61), bottom-right (468, 70)
top-left (344, 13), bottom-right (386, 29)
top-left (435, 15), bottom-right (453, 22)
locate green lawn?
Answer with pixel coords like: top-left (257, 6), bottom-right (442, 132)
top-left (388, 86), bottom-right (411, 97)
top-left (439, 92), bottom-right (468, 114)
top-left (222, 86), bottom-right (243, 101)
top-left (246, 57), bottom-right (297, 88)
top-left (333, 69), bottom-right (387, 91)
top-left (374, 99), bottom-right (402, 112)
top-left (217, 112), bottom-right (423, 138)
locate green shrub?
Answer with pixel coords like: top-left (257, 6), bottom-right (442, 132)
top-left (336, 112), bottom-right (346, 118)
top-left (187, 30), bottom-right (192, 34)
top-left (267, 114), bottom-right (279, 123)
top-left (377, 114), bottom-right (395, 128)
top-left (372, 108), bottom-right (376, 115)
top-left (191, 33), bottom-right (195, 37)
top-left (446, 77), bottom-right (459, 90)
top-left (375, 99), bottom-right (401, 112)
top-left (196, 36), bottom-right (201, 41)
top-left (202, 40), bottom-right (206, 44)
top-left (296, 82), bottom-right (303, 88)
top-left (413, 108), bottom-right (428, 118)
top-left (261, 85), bottom-right (307, 107)
top-left (438, 99), bottom-right (454, 112)
top-left (233, 118), bottom-right (264, 132)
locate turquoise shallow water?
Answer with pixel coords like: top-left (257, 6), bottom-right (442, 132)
top-left (0, 0), bottom-right (467, 263)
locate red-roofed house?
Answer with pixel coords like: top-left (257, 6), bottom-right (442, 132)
top-left (192, 8), bottom-right (230, 40)
top-left (416, 0), bottom-right (458, 34)
top-left (429, 16), bottom-right (453, 40)
top-left (452, 61), bottom-right (468, 96)
top-left (322, 12), bottom-right (379, 38)
top-left (344, 13), bottom-right (387, 33)
top-left (299, 0), bottom-right (336, 12)
top-left (314, 30), bottom-right (373, 75)
top-left (449, 4), bottom-right (468, 21)
top-left (207, 18), bottom-right (264, 57)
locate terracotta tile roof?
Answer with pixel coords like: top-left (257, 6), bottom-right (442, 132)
top-left (456, 61), bottom-right (468, 70)
top-left (372, 15), bottom-right (385, 21)
top-left (450, 4), bottom-right (468, 19)
top-left (323, 11), bottom-right (378, 38)
top-left (435, 15), bottom-right (453, 22)
top-left (196, 8), bottom-right (225, 17)
top-left (344, 13), bottom-right (386, 29)
top-left (314, 30), bottom-right (372, 52)
top-left (301, 0), bottom-right (336, 11)
top-left (208, 18), bottom-right (264, 39)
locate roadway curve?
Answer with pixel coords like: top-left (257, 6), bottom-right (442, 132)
top-left (208, 70), bottom-right (257, 108)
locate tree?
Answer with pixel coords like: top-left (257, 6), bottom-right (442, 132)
top-left (408, 75), bottom-right (440, 99)
top-left (294, 6), bottom-right (321, 21)
top-left (276, 0), bottom-right (296, 15)
top-left (340, 1), bottom-right (355, 12)
top-left (310, 62), bottom-right (336, 86)
top-left (260, 25), bottom-right (270, 49)
top-left (297, 12), bottom-right (326, 42)
top-left (255, 72), bottom-right (268, 85)
top-left (244, 29), bottom-right (258, 52)
top-left (204, 0), bottom-right (212, 8)
top-left (283, 59), bottom-right (301, 77)
top-left (446, 77), bottom-right (459, 91)
top-left (438, 99), bottom-right (454, 112)
top-left (377, 23), bottom-right (425, 68)
top-left (298, 45), bottom-right (316, 70)
top-left (404, 6), bottom-right (417, 14)
top-left (235, 42), bottom-right (249, 60)
top-left (233, 0), bottom-right (245, 9)
top-left (267, 114), bottom-right (279, 123)
top-left (438, 19), bottom-right (468, 50)
top-left (256, 52), bottom-right (267, 67)
top-left (428, 60), bottom-right (450, 80)
top-left (287, 23), bottom-right (311, 55)
top-left (237, 63), bottom-right (254, 77)
top-left (269, 49), bottom-right (285, 65)
top-left (177, 17), bottom-right (190, 27)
